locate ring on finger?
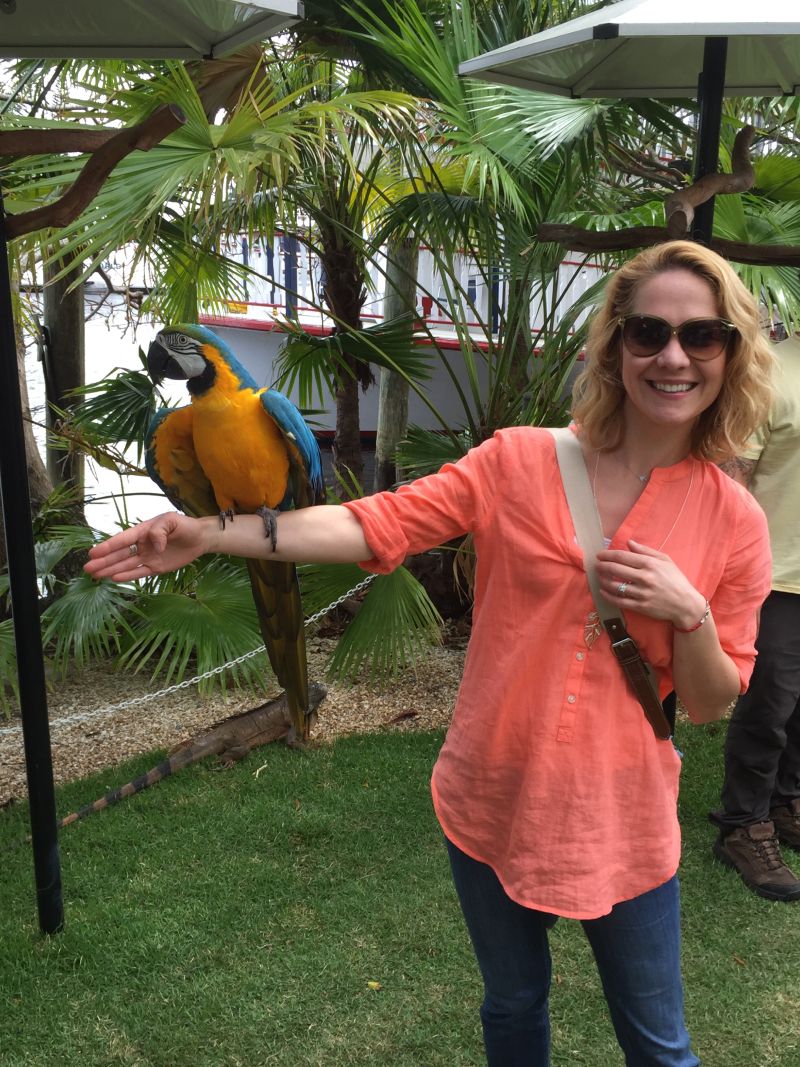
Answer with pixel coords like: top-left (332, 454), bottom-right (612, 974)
top-left (129, 543), bottom-right (139, 558)
top-left (617, 581), bottom-right (630, 597)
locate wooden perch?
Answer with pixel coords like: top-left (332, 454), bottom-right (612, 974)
top-left (536, 223), bottom-right (800, 267)
top-left (608, 143), bottom-right (687, 189)
top-left (664, 125), bottom-right (756, 236)
top-left (536, 123), bottom-right (800, 265)
top-left (0, 128), bottom-right (117, 156)
top-left (3, 104), bottom-right (187, 238)
top-left (538, 225), bottom-right (670, 253)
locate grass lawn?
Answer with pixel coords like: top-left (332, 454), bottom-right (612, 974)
top-left (1, 721), bottom-right (798, 1066)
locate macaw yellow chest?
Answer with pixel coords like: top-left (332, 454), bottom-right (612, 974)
top-left (191, 389), bottom-right (290, 512)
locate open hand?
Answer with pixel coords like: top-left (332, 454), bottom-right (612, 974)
top-left (84, 512), bottom-right (214, 583)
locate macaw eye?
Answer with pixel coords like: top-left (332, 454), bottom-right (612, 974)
top-left (177, 334), bottom-right (188, 345)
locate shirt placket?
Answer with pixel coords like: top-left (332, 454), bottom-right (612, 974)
top-left (556, 643), bottom-right (588, 743)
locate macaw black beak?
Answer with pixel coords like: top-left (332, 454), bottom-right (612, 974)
top-left (147, 338), bottom-right (189, 382)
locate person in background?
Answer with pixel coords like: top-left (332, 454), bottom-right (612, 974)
top-left (85, 241), bottom-right (774, 1067)
top-left (710, 333), bottom-right (800, 902)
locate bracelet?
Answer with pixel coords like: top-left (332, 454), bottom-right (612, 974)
top-left (674, 600), bottom-right (711, 634)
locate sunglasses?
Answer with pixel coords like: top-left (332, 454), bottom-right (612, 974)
top-left (618, 315), bottom-right (737, 361)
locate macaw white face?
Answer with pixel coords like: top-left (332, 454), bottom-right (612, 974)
top-left (152, 330), bottom-right (208, 379)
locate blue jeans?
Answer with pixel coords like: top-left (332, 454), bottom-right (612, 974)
top-left (446, 839), bottom-right (700, 1067)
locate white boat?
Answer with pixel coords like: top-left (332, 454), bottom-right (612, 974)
top-left (199, 235), bottom-right (604, 441)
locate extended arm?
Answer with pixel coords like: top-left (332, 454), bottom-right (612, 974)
top-left (84, 506), bottom-right (372, 583)
top-left (87, 435), bottom-right (498, 583)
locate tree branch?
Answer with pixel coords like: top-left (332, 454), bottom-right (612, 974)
top-left (536, 223), bottom-right (800, 266)
top-left (664, 125), bottom-right (756, 236)
top-left (536, 124), bottom-right (800, 265)
top-left (607, 143), bottom-right (686, 189)
top-left (0, 128), bottom-right (117, 155)
top-left (3, 104), bottom-right (187, 238)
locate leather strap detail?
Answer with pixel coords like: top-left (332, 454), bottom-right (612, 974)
top-left (604, 618), bottom-right (672, 739)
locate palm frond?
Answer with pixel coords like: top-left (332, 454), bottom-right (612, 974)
top-left (275, 315), bottom-right (433, 408)
top-left (297, 561), bottom-right (375, 617)
top-left (713, 195), bottom-right (800, 330)
top-left (119, 567), bottom-right (267, 694)
top-left (325, 565), bottom-right (443, 683)
top-left (34, 539), bottom-right (74, 593)
top-left (68, 363), bottom-right (161, 459)
top-left (41, 575), bottom-right (138, 675)
top-left (395, 426), bottom-right (474, 476)
top-left (371, 188), bottom-right (508, 280)
top-left (40, 524), bottom-right (99, 552)
top-left (561, 200), bottom-right (667, 239)
top-left (465, 87), bottom-right (612, 163)
top-left (31, 486), bottom-right (86, 540)
top-left (142, 221), bottom-right (257, 322)
top-left (753, 154), bottom-right (800, 202)
top-left (339, 315), bottom-right (433, 377)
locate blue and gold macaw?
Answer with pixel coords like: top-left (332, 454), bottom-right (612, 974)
top-left (144, 324), bottom-right (325, 741)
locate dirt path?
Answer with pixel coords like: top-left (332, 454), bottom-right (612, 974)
top-left (0, 633), bottom-right (466, 806)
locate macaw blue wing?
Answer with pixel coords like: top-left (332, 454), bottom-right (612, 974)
top-left (258, 387), bottom-right (325, 509)
top-left (144, 335), bottom-right (323, 743)
top-left (145, 406), bottom-right (218, 518)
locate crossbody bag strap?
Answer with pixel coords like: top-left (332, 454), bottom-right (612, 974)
top-left (549, 427), bottom-right (672, 740)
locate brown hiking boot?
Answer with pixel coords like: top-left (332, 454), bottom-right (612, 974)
top-left (713, 822), bottom-right (800, 902)
top-left (771, 799), bottom-right (800, 851)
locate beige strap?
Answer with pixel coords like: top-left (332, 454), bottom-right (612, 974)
top-left (549, 428), bottom-right (671, 740)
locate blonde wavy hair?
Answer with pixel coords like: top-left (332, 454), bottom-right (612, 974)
top-left (571, 240), bottom-right (775, 462)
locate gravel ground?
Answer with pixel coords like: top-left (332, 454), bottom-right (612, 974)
top-left (0, 627), bottom-right (468, 807)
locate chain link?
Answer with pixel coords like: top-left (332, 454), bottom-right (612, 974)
top-left (0, 574), bottom-right (377, 738)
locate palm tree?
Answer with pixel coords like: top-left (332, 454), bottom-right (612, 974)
top-left (340, 0), bottom-right (676, 467)
top-left (5, 12), bottom-right (800, 703)
top-left (1, 55), bottom-right (443, 700)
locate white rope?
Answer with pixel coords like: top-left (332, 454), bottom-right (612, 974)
top-left (0, 574), bottom-right (376, 738)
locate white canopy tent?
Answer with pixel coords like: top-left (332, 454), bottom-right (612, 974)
top-left (459, 0), bottom-right (800, 241)
top-left (0, 0), bottom-right (302, 936)
top-left (458, 0), bottom-right (800, 97)
top-left (0, 0), bottom-right (302, 59)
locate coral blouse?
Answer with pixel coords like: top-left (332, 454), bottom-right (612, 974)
top-left (342, 427), bottom-right (771, 918)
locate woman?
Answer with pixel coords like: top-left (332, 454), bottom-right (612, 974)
top-left (85, 241), bottom-right (774, 1066)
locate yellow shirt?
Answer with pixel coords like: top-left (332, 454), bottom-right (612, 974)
top-left (344, 428), bottom-right (771, 918)
top-left (744, 336), bottom-right (800, 594)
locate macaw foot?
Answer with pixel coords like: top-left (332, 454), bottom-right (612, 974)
top-left (285, 723), bottom-right (302, 749)
top-left (218, 508), bottom-right (235, 530)
top-left (256, 505), bottom-right (279, 552)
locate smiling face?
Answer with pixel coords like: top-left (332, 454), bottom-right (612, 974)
top-left (620, 268), bottom-right (728, 440)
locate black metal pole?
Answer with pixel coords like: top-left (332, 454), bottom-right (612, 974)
top-left (0, 191), bottom-right (64, 935)
top-left (691, 37), bottom-right (728, 245)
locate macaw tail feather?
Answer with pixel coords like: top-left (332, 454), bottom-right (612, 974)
top-left (246, 559), bottom-right (310, 740)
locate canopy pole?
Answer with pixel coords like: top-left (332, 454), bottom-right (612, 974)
top-left (691, 37), bottom-right (728, 245)
top-left (0, 189), bottom-right (64, 935)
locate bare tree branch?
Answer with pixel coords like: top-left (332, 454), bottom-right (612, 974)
top-left (607, 143), bottom-right (686, 189)
top-left (3, 104), bottom-right (187, 238)
top-left (536, 223), bottom-right (800, 266)
top-left (0, 128), bottom-right (116, 155)
top-left (665, 125), bottom-right (756, 236)
top-left (536, 124), bottom-right (800, 265)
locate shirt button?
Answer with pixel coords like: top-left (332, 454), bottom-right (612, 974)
top-left (576, 651), bottom-right (585, 661)
top-left (567, 694), bottom-right (576, 704)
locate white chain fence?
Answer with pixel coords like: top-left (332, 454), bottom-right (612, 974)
top-left (0, 574), bottom-right (377, 738)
